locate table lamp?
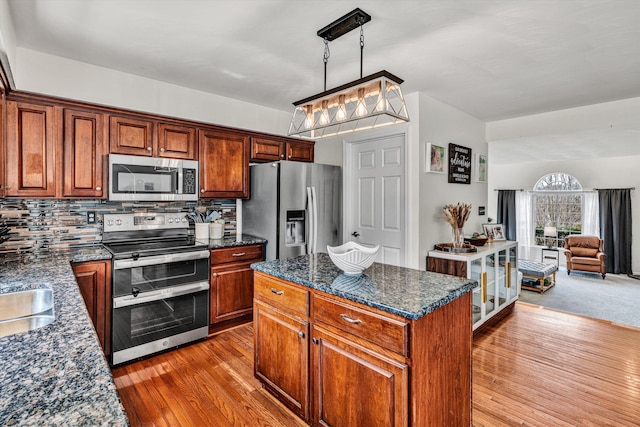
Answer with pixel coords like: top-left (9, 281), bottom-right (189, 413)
top-left (544, 226), bottom-right (557, 248)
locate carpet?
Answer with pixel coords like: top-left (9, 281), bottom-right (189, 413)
top-left (518, 267), bottom-right (640, 329)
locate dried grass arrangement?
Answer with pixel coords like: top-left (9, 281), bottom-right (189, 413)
top-left (443, 203), bottom-right (471, 247)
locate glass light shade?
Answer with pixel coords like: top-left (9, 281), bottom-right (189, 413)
top-left (288, 70), bottom-right (409, 138)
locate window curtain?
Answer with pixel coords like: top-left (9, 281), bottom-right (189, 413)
top-left (497, 190), bottom-right (516, 241)
top-left (516, 191), bottom-right (533, 259)
top-left (582, 191), bottom-right (600, 236)
top-left (598, 189), bottom-right (632, 274)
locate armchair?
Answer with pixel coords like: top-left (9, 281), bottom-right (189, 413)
top-left (564, 235), bottom-right (607, 279)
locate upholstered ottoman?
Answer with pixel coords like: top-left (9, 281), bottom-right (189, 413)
top-left (518, 259), bottom-right (557, 293)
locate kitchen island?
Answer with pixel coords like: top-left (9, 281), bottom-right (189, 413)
top-left (251, 253), bottom-right (478, 426)
top-left (0, 248), bottom-right (128, 427)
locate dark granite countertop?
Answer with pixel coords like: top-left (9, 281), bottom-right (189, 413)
top-left (0, 247), bottom-right (128, 426)
top-left (197, 234), bottom-right (266, 249)
top-left (251, 253), bottom-right (478, 320)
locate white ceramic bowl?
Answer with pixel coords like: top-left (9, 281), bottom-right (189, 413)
top-left (327, 242), bottom-right (380, 275)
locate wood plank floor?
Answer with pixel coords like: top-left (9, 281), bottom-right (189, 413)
top-left (112, 303), bottom-right (640, 426)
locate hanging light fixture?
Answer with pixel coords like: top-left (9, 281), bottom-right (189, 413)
top-left (288, 8), bottom-right (409, 138)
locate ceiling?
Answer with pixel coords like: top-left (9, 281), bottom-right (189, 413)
top-left (5, 0), bottom-right (640, 162)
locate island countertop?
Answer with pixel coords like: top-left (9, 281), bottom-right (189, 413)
top-left (251, 253), bottom-right (478, 320)
top-left (0, 247), bottom-right (128, 427)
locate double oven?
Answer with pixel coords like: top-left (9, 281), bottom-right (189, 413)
top-left (103, 213), bottom-right (210, 365)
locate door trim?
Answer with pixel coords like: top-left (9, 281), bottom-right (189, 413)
top-left (343, 132), bottom-right (409, 267)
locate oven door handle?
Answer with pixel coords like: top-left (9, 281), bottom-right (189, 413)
top-left (113, 281), bottom-right (210, 309)
top-left (113, 250), bottom-right (210, 270)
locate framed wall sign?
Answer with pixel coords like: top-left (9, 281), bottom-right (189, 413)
top-left (448, 143), bottom-right (472, 184)
top-left (426, 143), bottom-right (446, 173)
top-left (476, 153), bottom-right (487, 183)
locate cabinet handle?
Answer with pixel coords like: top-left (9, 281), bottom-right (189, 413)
top-left (340, 314), bottom-right (362, 324)
top-left (288, 155), bottom-right (292, 159)
top-left (312, 338), bottom-right (319, 345)
top-left (200, 189), bottom-right (205, 193)
top-left (232, 252), bottom-right (246, 257)
top-left (270, 288), bottom-right (284, 295)
top-left (160, 148), bottom-right (165, 152)
top-left (147, 147), bottom-right (152, 151)
top-left (506, 262), bottom-right (511, 288)
top-left (298, 331), bottom-right (305, 339)
top-left (4, 186), bottom-right (10, 189)
top-left (95, 186), bottom-right (101, 191)
top-left (280, 154), bottom-right (285, 158)
top-left (482, 272), bottom-right (488, 304)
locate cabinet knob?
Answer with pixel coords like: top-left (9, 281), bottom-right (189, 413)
top-left (200, 189), bottom-right (205, 193)
top-left (147, 147), bottom-right (153, 151)
top-left (95, 186), bottom-right (101, 191)
top-left (312, 338), bottom-right (319, 345)
top-left (160, 148), bottom-right (165, 152)
top-left (288, 155), bottom-right (292, 159)
top-left (298, 331), bottom-right (305, 339)
top-left (281, 154), bottom-right (285, 158)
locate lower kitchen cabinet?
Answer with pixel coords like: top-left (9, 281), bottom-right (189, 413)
top-left (254, 271), bottom-right (470, 426)
top-left (72, 260), bottom-right (111, 355)
top-left (210, 244), bottom-right (264, 330)
top-left (254, 299), bottom-right (309, 420)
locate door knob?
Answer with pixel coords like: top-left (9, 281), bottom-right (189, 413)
top-left (351, 231), bottom-right (360, 238)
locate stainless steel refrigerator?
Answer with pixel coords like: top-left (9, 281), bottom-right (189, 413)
top-left (243, 161), bottom-right (342, 261)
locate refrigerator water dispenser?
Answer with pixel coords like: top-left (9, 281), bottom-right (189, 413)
top-left (285, 210), bottom-right (306, 246)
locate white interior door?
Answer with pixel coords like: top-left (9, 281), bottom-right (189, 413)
top-left (346, 134), bottom-right (406, 266)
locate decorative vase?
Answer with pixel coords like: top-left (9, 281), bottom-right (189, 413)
top-left (452, 227), bottom-right (465, 248)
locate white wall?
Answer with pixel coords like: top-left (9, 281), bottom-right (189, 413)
top-left (417, 94), bottom-right (487, 270)
top-left (13, 48), bottom-right (291, 135)
top-left (0, 0), bottom-right (17, 87)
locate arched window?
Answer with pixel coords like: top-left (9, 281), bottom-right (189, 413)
top-left (533, 173), bottom-right (583, 247)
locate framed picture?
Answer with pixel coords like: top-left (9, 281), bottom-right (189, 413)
top-left (447, 143), bottom-right (472, 184)
top-left (426, 143), bottom-right (446, 173)
top-left (476, 153), bottom-right (487, 183)
top-left (482, 223), bottom-right (506, 241)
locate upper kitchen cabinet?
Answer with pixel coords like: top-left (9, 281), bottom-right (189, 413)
top-left (5, 100), bottom-right (58, 197)
top-left (62, 109), bottom-right (107, 198)
top-left (109, 115), bottom-right (197, 160)
top-left (157, 122), bottom-right (197, 160)
top-left (251, 137), bottom-right (315, 163)
top-left (109, 115), bottom-right (154, 157)
top-left (199, 129), bottom-right (250, 199)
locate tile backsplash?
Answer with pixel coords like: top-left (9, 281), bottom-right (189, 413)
top-left (0, 199), bottom-right (237, 256)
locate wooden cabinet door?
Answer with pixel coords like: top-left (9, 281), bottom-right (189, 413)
top-left (251, 137), bottom-right (285, 162)
top-left (199, 129), bottom-right (250, 198)
top-left (210, 263), bottom-right (254, 323)
top-left (5, 101), bottom-right (57, 197)
top-left (157, 122), bottom-right (197, 160)
top-left (63, 109), bottom-right (106, 198)
top-left (254, 300), bottom-right (309, 420)
top-left (72, 260), bottom-right (112, 355)
top-left (311, 324), bottom-right (409, 427)
top-left (109, 115), bottom-right (154, 156)
top-left (286, 141), bottom-right (314, 162)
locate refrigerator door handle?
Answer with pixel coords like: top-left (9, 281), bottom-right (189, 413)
top-left (307, 186), bottom-right (314, 254)
top-left (311, 186), bottom-right (318, 254)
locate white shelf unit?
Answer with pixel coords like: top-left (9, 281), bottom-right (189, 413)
top-left (428, 241), bottom-right (519, 331)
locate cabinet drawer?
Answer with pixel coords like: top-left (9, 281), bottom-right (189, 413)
top-left (254, 273), bottom-right (309, 317)
top-left (312, 295), bottom-right (409, 356)
top-left (211, 244), bottom-right (264, 265)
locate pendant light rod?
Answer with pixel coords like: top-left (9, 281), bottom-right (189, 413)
top-left (317, 8), bottom-right (371, 41)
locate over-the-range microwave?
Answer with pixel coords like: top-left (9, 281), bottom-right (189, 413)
top-left (108, 153), bottom-right (199, 201)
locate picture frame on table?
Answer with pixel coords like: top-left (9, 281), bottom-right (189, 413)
top-left (475, 153), bottom-right (487, 183)
top-left (426, 143), bottom-right (446, 173)
top-left (482, 223), bottom-right (506, 241)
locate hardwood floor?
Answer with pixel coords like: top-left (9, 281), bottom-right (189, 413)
top-left (112, 303), bottom-right (640, 426)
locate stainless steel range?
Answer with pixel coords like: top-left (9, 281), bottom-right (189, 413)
top-left (103, 212), bottom-right (210, 365)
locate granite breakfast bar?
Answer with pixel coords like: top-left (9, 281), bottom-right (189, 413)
top-left (251, 253), bottom-right (478, 426)
top-left (0, 248), bottom-right (128, 427)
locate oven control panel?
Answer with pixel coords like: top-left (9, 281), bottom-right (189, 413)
top-left (103, 213), bottom-right (188, 232)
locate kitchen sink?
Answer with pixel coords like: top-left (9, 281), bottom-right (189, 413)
top-left (0, 288), bottom-right (55, 338)
top-left (0, 314), bottom-right (55, 338)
